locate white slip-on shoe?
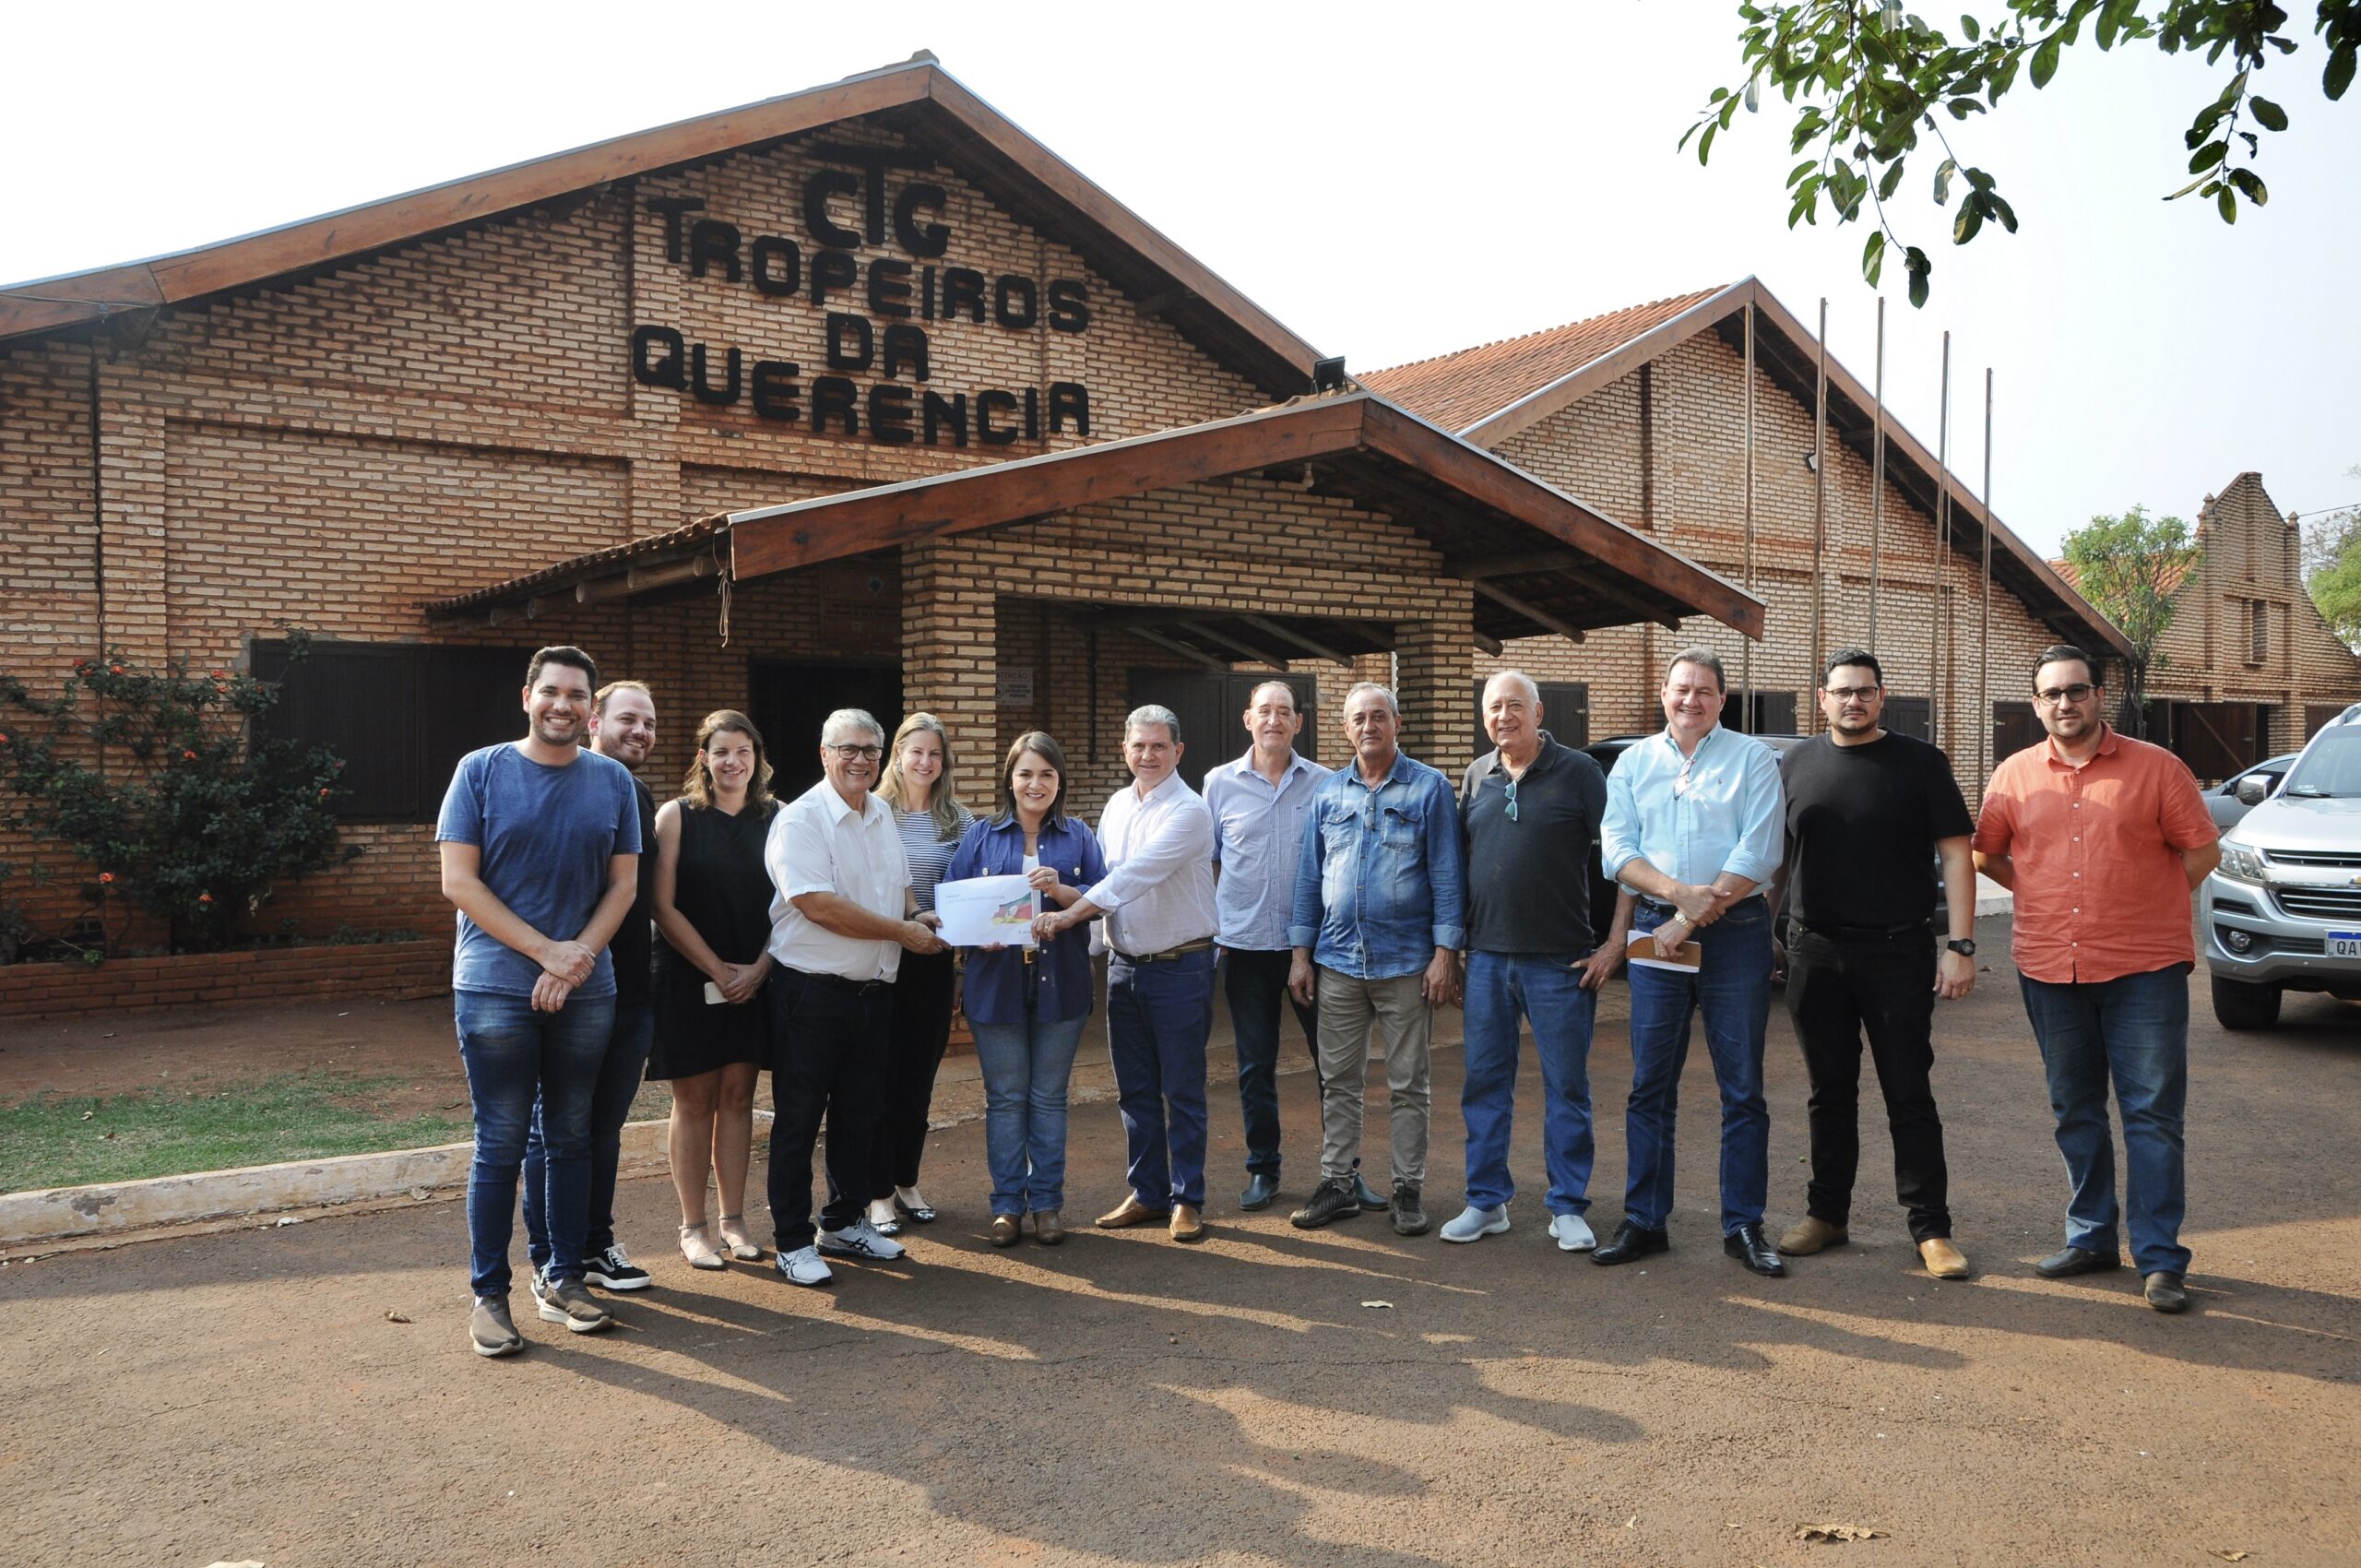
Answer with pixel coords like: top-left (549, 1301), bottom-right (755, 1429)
top-left (818, 1220), bottom-right (908, 1261)
top-left (774, 1245), bottom-right (835, 1287)
top-left (1441, 1205), bottom-right (1511, 1243)
top-left (1549, 1213), bottom-right (1598, 1253)
top-left (680, 1222), bottom-right (728, 1271)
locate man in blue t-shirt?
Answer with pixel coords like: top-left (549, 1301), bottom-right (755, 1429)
top-left (435, 645), bottom-right (642, 1358)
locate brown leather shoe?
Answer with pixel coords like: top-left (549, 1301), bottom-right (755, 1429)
top-left (1777, 1217), bottom-right (1849, 1256)
top-left (1918, 1237), bottom-right (1971, 1279)
top-left (1031, 1210), bottom-right (1065, 1246)
top-left (1169, 1203), bottom-right (1206, 1243)
top-left (1096, 1194), bottom-right (1170, 1229)
top-left (988, 1215), bottom-right (1021, 1248)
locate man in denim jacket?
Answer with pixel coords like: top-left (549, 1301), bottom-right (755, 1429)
top-left (1287, 683), bottom-right (1465, 1237)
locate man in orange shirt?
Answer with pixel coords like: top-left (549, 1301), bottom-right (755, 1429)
top-left (1973, 646), bottom-right (2220, 1313)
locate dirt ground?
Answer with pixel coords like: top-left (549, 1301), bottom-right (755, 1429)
top-left (2, 914), bottom-right (2356, 1568)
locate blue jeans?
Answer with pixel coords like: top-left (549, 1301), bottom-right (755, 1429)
top-left (454, 988), bottom-right (614, 1299)
top-left (1623, 899), bottom-right (1773, 1234)
top-left (971, 1008), bottom-right (1090, 1216)
top-left (1461, 951), bottom-right (1598, 1215)
top-left (525, 1000), bottom-right (650, 1269)
top-left (2016, 964), bottom-right (2192, 1277)
top-left (1106, 947), bottom-right (1216, 1209)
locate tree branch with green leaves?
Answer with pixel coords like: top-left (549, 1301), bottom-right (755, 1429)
top-left (1685, 0), bottom-right (2359, 305)
top-left (2060, 505), bottom-right (2198, 733)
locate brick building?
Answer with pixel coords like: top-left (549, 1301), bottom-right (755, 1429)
top-left (1363, 279), bottom-right (2135, 800)
top-left (2049, 470), bottom-right (2361, 780)
top-left (0, 57), bottom-right (1757, 1012)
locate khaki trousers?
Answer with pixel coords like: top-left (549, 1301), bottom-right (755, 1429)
top-left (1313, 968), bottom-right (1432, 1185)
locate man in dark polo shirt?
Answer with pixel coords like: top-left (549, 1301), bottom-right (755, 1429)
top-left (1771, 648), bottom-right (1978, 1280)
top-left (1443, 671), bottom-right (1619, 1250)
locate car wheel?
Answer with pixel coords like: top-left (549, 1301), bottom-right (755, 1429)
top-left (2211, 974), bottom-right (2283, 1031)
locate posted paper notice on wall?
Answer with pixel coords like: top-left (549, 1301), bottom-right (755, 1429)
top-left (934, 874), bottom-right (1041, 947)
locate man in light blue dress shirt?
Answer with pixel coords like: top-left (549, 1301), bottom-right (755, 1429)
top-left (1593, 648), bottom-right (1789, 1277)
top-left (1203, 681), bottom-right (1347, 1214)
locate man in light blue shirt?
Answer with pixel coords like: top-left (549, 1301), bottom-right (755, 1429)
top-left (1204, 681), bottom-right (1343, 1214)
top-left (1287, 683), bottom-right (1465, 1237)
top-left (1593, 647), bottom-right (1788, 1278)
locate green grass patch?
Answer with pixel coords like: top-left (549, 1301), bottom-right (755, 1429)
top-left (0, 1075), bottom-right (475, 1193)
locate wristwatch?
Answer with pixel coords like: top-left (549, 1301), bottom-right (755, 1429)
top-left (1944, 938), bottom-right (1976, 957)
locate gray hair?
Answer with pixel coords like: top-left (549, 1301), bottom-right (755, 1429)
top-left (1663, 647), bottom-right (1726, 693)
top-left (820, 707), bottom-right (886, 745)
top-left (1343, 681), bottom-right (1400, 718)
top-left (1482, 669), bottom-right (1540, 706)
top-left (1125, 704), bottom-right (1182, 744)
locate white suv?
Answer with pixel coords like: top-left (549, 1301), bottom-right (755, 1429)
top-left (2201, 719), bottom-right (2361, 1028)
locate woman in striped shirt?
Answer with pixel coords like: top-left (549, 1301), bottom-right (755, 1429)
top-left (867, 712), bottom-right (976, 1233)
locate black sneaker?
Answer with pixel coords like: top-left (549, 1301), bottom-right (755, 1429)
top-left (583, 1244), bottom-right (652, 1291)
top-left (1391, 1181), bottom-right (1430, 1237)
top-left (1290, 1175), bottom-right (1363, 1229)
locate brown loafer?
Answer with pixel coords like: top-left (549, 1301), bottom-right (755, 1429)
top-left (1096, 1194), bottom-right (1170, 1229)
top-left (1169, 1203), bottom-right (1206, 1243)
top-left (1777, 1217), bottom-right (1849, 1256)
top-left (988, 1215), bottom-right (1021, 1249)
top-left (1031, 1210), bottom-right (1064, 1246)
top-left (1918, 1237), bottom-right (1972, 1279)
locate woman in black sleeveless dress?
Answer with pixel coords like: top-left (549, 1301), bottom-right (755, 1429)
top-left (649, 710), bottom-right (779, 1269)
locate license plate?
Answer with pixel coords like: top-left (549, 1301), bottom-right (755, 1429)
top-left (2332, 932), bottom-right (2361, 959)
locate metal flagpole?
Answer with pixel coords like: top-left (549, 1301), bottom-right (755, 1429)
top-left (1980, 367), bottom-right (1995, 785)
top-left (1869, 296), bottom-right (1885, 653)
top-left (1930, 330), bottom-right (1951, 748)
top-left (1811, 298), bottom-right (1829, 729)
top-left (1742, 300), bottom-right (1757, 720)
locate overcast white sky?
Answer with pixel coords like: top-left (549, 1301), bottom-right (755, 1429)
top-left (6, 1), bottom-right (2355, 556)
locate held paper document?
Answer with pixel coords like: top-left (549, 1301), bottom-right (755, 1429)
top-left (934, 874), bottom-right (1041, 947)
top-left (1626, 928), bottom-right (1703, 974)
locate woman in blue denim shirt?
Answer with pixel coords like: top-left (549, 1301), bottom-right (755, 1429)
top-left (943, 731), bottom-right (1109, 1247)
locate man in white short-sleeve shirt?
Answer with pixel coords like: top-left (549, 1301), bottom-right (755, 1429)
top-left (762, 707), bottom-right (945, 1287)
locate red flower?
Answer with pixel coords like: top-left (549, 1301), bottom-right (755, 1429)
top-left (210, 670), bottom-right (228, 680)
top-left (109, 664), bottom-right (124, 675)
top-left (182, 750), bottom-right (198, 761)
top-left (0, 733), bottom-right (9, 744)
top-left (198, 893), bottom-right (213, 905)
top-left (99, 872), bottom-right (115, 885)
top-left (319, 788), bottom-right (331, 799)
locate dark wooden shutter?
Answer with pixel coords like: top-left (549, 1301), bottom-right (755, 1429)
top-left (1726, 690), bottom-right (1797, 735)
top-left (1992, 701), bottom-right (2043, 764)
top-left (1883, 695), bottom-right (1932, 742)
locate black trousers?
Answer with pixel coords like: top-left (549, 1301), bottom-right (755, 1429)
top-left (1782, 926), bottom-right (1952, 1241)
top-left (1222, 947), bottom-right (1321, 1178)
top-left (868, 946), bottom-right (957, 1199)
top-left (767, 968), bottom-right (894, 1252)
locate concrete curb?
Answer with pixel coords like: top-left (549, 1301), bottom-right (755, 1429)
top-left (0, 1111), bottom-right (779, 1247)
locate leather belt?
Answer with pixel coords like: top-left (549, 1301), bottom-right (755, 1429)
top-left (1792, 918), bottom-right (1931, 942)
top-left (1113, 938), bottom-right (1215, 963)
top-left (1639, 895), bottom-right (1765, 918)
top-left (794, 968), bottom-right (892, 995)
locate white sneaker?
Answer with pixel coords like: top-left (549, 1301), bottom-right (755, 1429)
top-left (1549, 1213), bottom-right (1597, 1253)
top-left (774, 1245), bottom-right (834, 1287)
top-left (818, 1220), bottom-right (907, 1261)
top-left (1441, 1204), bottom-right (1511, 1243)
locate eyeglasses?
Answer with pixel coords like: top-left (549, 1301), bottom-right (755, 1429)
top-left (2034, 683), bottom-right (2095, 707)
top-left (1503, 778), bottom-right (1519, 823)
top-left (827, 743), bottom-right (884, 761)
top-left (1822, 685), bottom-right (1880, 703)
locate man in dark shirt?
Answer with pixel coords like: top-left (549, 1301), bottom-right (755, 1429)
top-left (1443, 671), bottom-right (1619, 1250)
top-left (1771, 648), bottom-right (1978, 1280)
top-left (525, 681), bottom-right (659, 1298)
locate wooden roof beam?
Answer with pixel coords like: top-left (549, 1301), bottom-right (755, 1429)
top-left (1124, 624), bottom-right (1228, 671)
top-left (1241, 613), bottom-right (1357, 666)
top-left (1470, 580), bottom-right (1585, 644)
top-left (1177, 619), bottom-right (1291, 669)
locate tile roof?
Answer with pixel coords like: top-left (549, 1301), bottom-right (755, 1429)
top-left (1360, 286), bottom-right (1734, 432)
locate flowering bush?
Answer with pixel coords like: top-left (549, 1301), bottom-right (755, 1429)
top-left (0, 635), bottom-right (359, 956)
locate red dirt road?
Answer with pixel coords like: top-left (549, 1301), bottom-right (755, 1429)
top-left (3, 923), bottom-right (2356, 1567)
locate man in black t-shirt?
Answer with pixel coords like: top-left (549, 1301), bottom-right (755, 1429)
top-left (1771, 648), bottom-right (1978, 1281)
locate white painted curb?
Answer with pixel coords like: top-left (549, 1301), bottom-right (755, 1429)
top-left (0, 1111), bottom-right (773, 1247)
